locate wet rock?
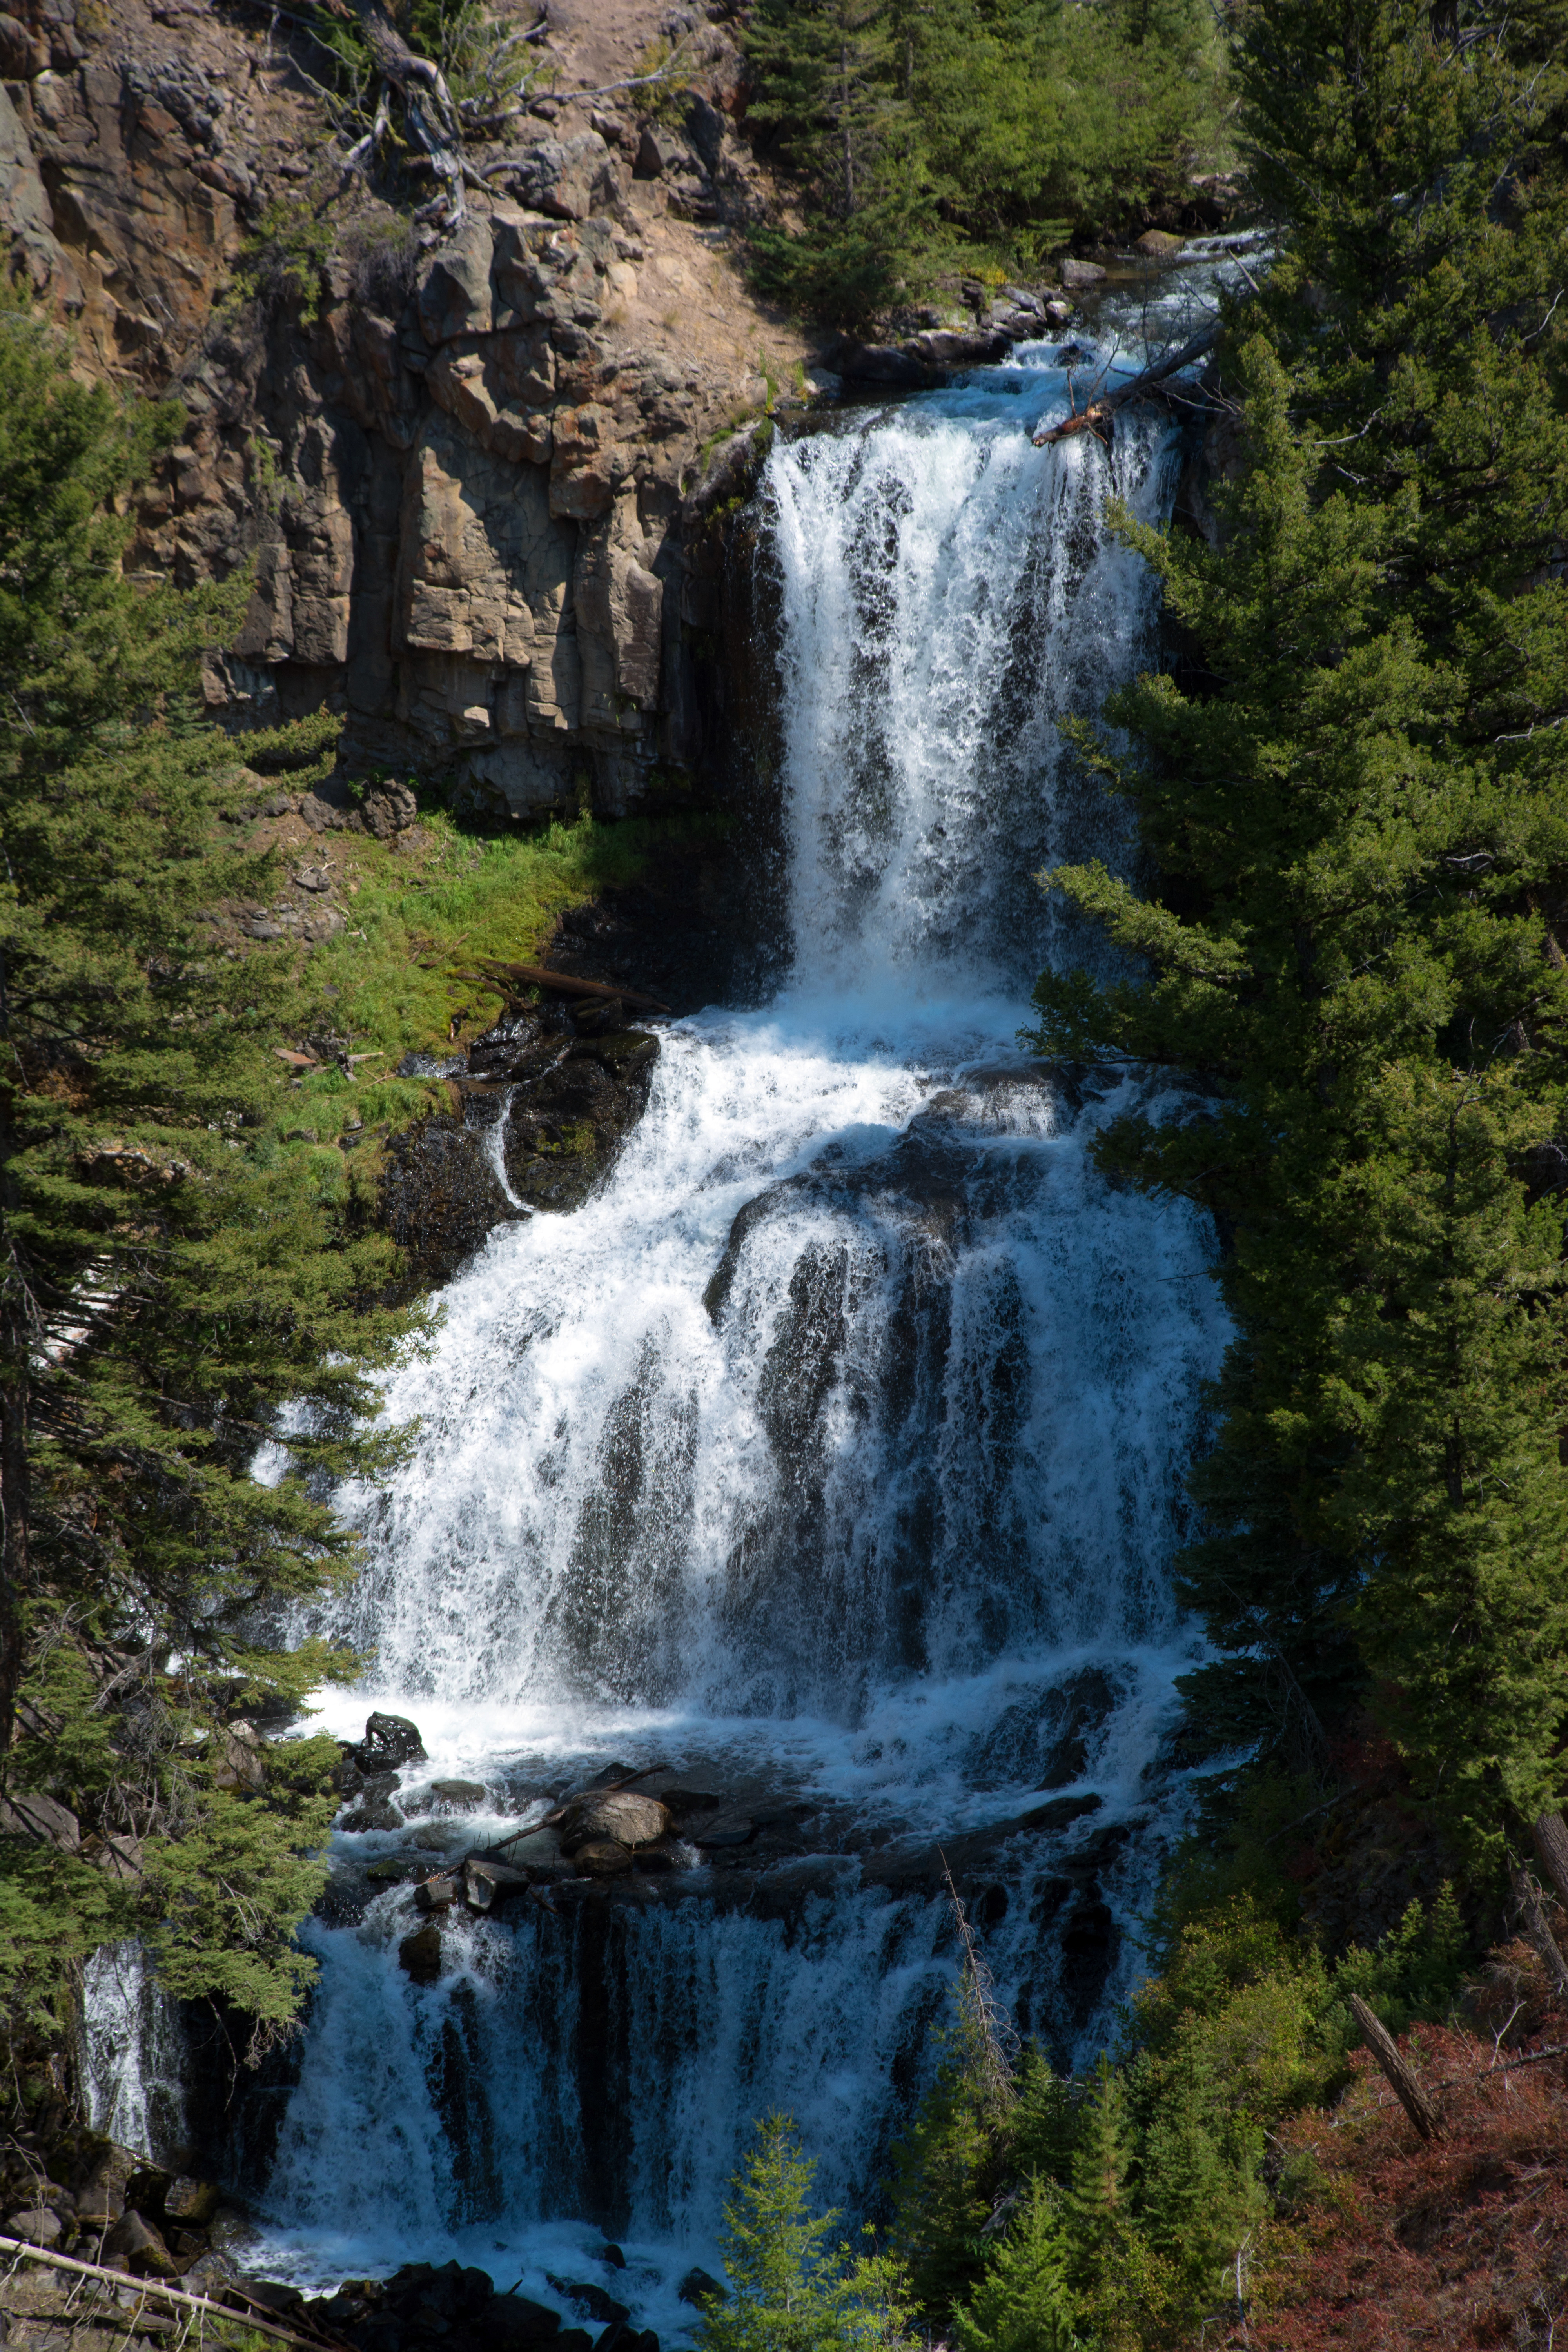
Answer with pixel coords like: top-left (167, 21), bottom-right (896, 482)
top-left (357, 1712), bottom-right (427, 1769)
top-left (414, 1871), bottom-right (459, 1913)
top-left (906, 327), bottom-right (1011, 367)
top-left (829, 339), bottom-right (935, 388)
top-left (429, 1777), bottom-right (486, 1807)
top-left (382, 1109), bottom-right (526, 1290)
top-left (398, 1922), bottom-right (443, 1983)
top-left (1060, 256), bottom-right (1107, 289)
top-left (1134, 228), bottom-right (1185, 257)
top-left (558, 1790), bottom-right (669, 1852)
top-left (573, 1839), bottom-right (634, 1878)
top-left (410, 1822), bottom-right (463, 1851)
top-left (501, 1034), bottom-right (659, 1214)
top-left (343, 1795), bottom-right (406, 1833)
top-left (691, 1813), bottom-right (754, 1849)
top-left (677, 2267), bottom-right (726, 2308)
top-left (484, 2293), bottom-right (569, 2345)
top-left (631, 1836), bottom-right (695, 1873)
top-left (549, 2278), bottom-right (630, 2327)
top-left (463, 1858), bottom-right (531, 1910)
top-left (74, 2145), bottom-right (138, 2228)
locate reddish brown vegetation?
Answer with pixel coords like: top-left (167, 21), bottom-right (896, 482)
top-left (1243, 2015), bottom-right (1568, 2350)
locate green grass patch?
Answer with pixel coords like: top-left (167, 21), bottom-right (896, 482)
top-left (266, 807), bottom-right (725, 1153)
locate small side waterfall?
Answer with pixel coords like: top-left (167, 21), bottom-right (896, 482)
top-left (235, 281), bottom-right (1240, 2333)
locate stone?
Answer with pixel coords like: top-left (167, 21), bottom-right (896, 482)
top-left (430, 1777), bottom-right (486, 1806)
top-left (212, 1720), bottom-right (265, 1792)
top-left (415, 1871), bottom-right (459, 1912)
top-left (1134, 228), bottom-right (1185, 257)
top-left (635, 123), bottom-right (687, 181)
top-left (74, 2146), bottom-right (138, 2229)
top-left (418, 214), bottom-right (495, 344)
top-left (398, 1922), bottom-right (443, 1983)
top-left (1059, 256), bottom-right (1107, 289)
top-left (358, 1711), bottom-right (426, 1768)
top-left (632, 1836), bottom-right (695, 1873)
top-left (0, 1788), bottom-right (80, 1849)
top-left (482, 2293), bottom-right (566, 2345)
top-left (548, 2278), bottom-right (630, 2326)
top-left (411, 1821), bottom-right (462, 1851)
top-left (558, 1790), bottom-right (670, 1852)
top-left (163, 2176), bottom-right (221, 2226)
top-left (692, 1814), bottom-right (754, 1849)
top-left (463, 1859), bottom-right (531, 1910)
top-left (906, 328), bottom-right (1010, 367)
top-left (831, 340), bottom-right (933, 387)
top-left (677, 2268), bottom-right (726, 2308)
top-left (103, 2208), bottom-right (180, 2279)
top-left (573, 1838), bottom-right (633, 1877)
top-left (5, 2207), bottom-right (62, 2247)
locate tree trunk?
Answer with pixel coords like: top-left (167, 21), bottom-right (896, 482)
top-left (1532, 1811), bottom-right (1568, 1908)
top-left (1033, 325), bottom-right (1222, 446)
top-left (1348, 1993), bottom-right (1442, 2140)
top-left (840, 42), bottom-right (854, 217)
top-left (0, 1316), bottom-right (28, 1769)
top-left (1511, 1865), bottom-right (1568, 2005)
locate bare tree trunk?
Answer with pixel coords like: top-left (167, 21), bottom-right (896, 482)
top-left (344, 0), bottom-right (466, 223)
top-left (1034, 325), bottom-right (1222, 446)
top-left (0, 1319), bottom-right (28, 1771)
top-left (1532, 1811), bottom-right (1568, 1908)
top-left (1512, 1866), bottom-right (1568, 2005)
top-left (1348, 1993), bottom-right (1442, 2140)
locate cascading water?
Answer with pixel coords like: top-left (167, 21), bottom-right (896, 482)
top-left (237, 266), bottom-right (1245, 2338)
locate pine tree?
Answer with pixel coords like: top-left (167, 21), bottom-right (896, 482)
top-left (1028, 0), bottom-right (1568, 1863)
top-left (0, 297), bottom-right (428, 2049)
top-left (696, 2114), bottom-right (914, 2352)
top-left (951, 2177), bottom-right (1083, 2352)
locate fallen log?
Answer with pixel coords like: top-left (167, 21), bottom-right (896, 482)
top-left (476, 1762), bottom-right (669, 1858)
top-left (0, 2234), bottom-right (354, 2350)
top-left (1512, 1862), bottom-right (1568, 2004)
top-left (462, 958), bottom-right (671, 1016)
top-left (1033, 323), bottom-right (1222, 447)
top-left (1348, 1992), bottom-right (1443, 2140)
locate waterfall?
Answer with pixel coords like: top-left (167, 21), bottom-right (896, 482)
top-left (242, 294), bottom-right (1236, 2332)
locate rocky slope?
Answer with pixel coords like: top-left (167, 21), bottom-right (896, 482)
top-left (1, 0), bottom-right (824, 824)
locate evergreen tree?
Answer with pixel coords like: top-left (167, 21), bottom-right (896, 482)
top-left (695, 2113), bottom-right (913, 2352)
top-left (0, 298), bottom-right (427, 2050)
top-left (1028, 0), bottom-right (1568, 1863)
top-left (951, 2178), bottom-right (1082, 2352)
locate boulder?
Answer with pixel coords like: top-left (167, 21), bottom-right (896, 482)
top-left (163, 2176), bottom-right (221, 2227)
top-left (906, 327), bottom-right (1009, 367)
top-left (547, 2276), bottom-right (630, 2325)
top-left (677, 2268), bottom-right (726, 2308)
top-left (573, 1839), bottom-right (633, 1878)
top-left (635, 124), bottom-right (688, 180)
top-left (831, 339), bottom-right (934, 387)
top-left (463, 1859), bottom-right (531, 1911)
top-left (415, 1871), bottom-right (459, 1913)
top-left (1134, 229), bottom-right (1184, 257)
top-left (0, 1788), bottom-right (80, 1849)
top-left (429, 1777), bottom-right (486, 1807)
top-left (74, 2145), bottom-right (138, 2228)
top-left (212, 1721), bottom-right (265, 1792)
top-left (399, 1922), bottom-right (443, 1983)
top-left (482, 2293), bottom-right (566, 2345)
top-left (358, 1712), bottom-right (426, 1769)
top-left (558, 1790), bottom-right (669, 1853)
top-left (103, 2208), bottom-right (180, 2279)
top-left (692, 1813), bottom-right (754, 1849)
top-left (5, 2206), bottom-right (62, 2247)
top-left (632, 1836), bottom-right (695, 1873)
top-left (1059, 256), bottom-right (1107, 289)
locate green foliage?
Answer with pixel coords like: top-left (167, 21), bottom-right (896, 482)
top-left (886, 1889), bottom-right (1469, 2349)
top-left (696, 2113), bottom-right (915, 2351)
top-left (743, 0), bottom-right (1229, 321)
top-left (1027, 0), bottom-right (1568, 1864)
top-left (0, 298), bottom-right (430, 2045)
top-left (226, 192), bottom-right (339, 324)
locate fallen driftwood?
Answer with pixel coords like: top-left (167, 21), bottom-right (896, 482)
top-left (0, 2234), bottom-right (353, 2350)
top-left (1033, 323), bottom-right (1222, 446)
top-left (1349, 1992), bottom-right (1444, 2141)
top-left (460, 958), bottom-right (671, 1016)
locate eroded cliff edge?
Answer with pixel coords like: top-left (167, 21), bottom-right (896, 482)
top-left (1, 0), bottom-right (818, 824)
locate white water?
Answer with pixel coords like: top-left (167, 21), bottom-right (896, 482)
top-left (233, 299), bottom-right (1236, 2334)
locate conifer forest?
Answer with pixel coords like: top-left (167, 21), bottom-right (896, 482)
top-left (2, 0), bottom-right (1568, 2345)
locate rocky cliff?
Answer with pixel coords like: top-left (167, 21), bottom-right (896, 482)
top-left (1, 0), bottom-right (819, 822)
